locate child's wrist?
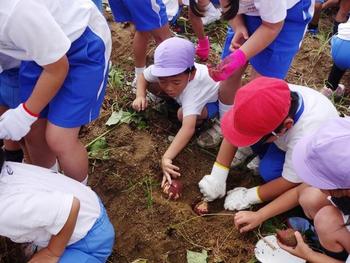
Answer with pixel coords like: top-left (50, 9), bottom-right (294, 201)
top-left (22, 103), bottom-right (40, 118)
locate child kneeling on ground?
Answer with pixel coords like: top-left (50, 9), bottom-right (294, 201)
top-left (132, 37), bottom-right (220, 186)
top-left (0, 149), bottom-right (115, 263)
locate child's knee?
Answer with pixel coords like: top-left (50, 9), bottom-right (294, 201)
top-left (177, 108), bottom-right (183, 121)
top-left (314, 206), bottom-right (345, 250)
top-left (299, 187), bottom-right (327, 218)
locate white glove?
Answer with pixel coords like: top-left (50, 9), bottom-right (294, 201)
top-left (0, 103), bottom-right (38, 141)
top-left (198, 162), bottom-right (229, 201)
top-left (224, 186), bottom-right (262, 211)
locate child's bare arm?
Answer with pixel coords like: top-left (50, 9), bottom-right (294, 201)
top-left (25, 55), bottom-right (69, 115)
top-left (216, 138), bottom-right (237, 167)
top-left (234, 184), bottom-right (307, 232)
top-left (29, 197), bottom-right (80, 263)
top-left (240, 20), bottom-right (284, 59)
top-left (162, 115), bottom-right (197, 185)
top-left (132, 73), bottom-right (148, 111)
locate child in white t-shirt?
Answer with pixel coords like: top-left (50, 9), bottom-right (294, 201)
top-left (132, 37), bottom-right (220, 186)
top-left (0, 0), bottom-right (111, 183)
top-left (0, 149), bottom-right (115, 262)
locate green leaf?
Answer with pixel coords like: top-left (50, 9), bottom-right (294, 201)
top-left (187, 250), bottom-right (208, 263)
top-left (106, 111), bottom-right (124, 126)
top-left (87, 137), bottom-right (109, 160)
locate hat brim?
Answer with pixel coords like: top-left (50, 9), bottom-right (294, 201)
top-left (221, 110), bottom-right (262, 147)
top-left (151, 66), bottom-right (187, 77)
top-left (292, 133), bottom-right (337, 190)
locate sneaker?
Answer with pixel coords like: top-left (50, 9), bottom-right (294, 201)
top-left (196, 36), bottom-right (210, 61)
top-left (196, 119), bottom-right (222, 148)
top-left (201, 2), bottom-right (221, 25)
top-left (320, 84), bottom-right (345, 98)
top-left (246, 156), bottom-right (260, 175)
top-left (231, 147), bottom-right (253, 167)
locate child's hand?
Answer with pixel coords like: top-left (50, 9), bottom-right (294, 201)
top-left (161, 157), bottom-right (180, 187)
top-left (28, 248), bottom-right (59, 263)
top-left (230, 25), bottom-right (249, 51)
top-left (277, 231), bottom-right (313, 260)
top-left (208, 49), bottom-right (247, 81)
top-left (0, 103), bottom-right (38, 140)
top-left (132, 97), bottom-right (148, 112)
top-left (234, 210), bottom-right (263, 233)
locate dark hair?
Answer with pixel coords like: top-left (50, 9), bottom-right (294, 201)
top-left (274, 91), bottom-right (299, 133)
top-left (183, 65), bottom-right (196, 74)
top-left (221, 0), bottom-right (240, 21)
top-left (0, 148), bottom-right (5, 171)
top-left (189, 0), bottom-right (205, 17)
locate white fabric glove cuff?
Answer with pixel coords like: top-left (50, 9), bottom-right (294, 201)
top-left (210, 162), bottom-right (229, 180)
top-left (246, 186), bottom-right (263, 205)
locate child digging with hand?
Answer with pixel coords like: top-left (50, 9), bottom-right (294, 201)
top-left (132, 37), bottom-right (220, 187)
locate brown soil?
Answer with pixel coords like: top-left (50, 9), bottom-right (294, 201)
top-left (1, 7), bottom-right (350, 263)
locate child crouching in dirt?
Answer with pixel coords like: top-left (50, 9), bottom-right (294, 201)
top-left (0, 148), bottom-right (115, 263)
top-left (235, 117), bottom-right (350, 262)
top-left (132, 37), bottom-right (220, 186)
top-left (197, 77), bottom-right (338, 213)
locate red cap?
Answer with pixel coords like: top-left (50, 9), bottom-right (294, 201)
top-left (221, 77), bottom-right (291, 147)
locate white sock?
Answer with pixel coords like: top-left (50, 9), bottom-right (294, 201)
top-left (81, 175), bottom-right (88, 185)
top-left (219, 100), bottom-right (232, 120)
top-left (135, 66), bottom-right (146, 76)
top-left (50, 160), bottom-right (59, 172)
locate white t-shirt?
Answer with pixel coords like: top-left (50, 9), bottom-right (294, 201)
top-left (274, 84), bottom-right (338, 183)
top-left (337, 18), bottom-right (350, 41)
top-left (238, 0), bottom-right (301, 23)
top-left (0, 162), bottom-right (101, 247)
top-left (0, 54), bottom-right (20, 72)
top-left (0, 0), bottom-right (111, 69)
top-left (163, 0), bottom-right (179, 21)
top-left (143, 63), bottom-right (219, 117)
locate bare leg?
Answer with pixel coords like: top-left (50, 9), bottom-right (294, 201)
top-left (25, 119), bottom-right (56, 168)
top-left (314, 205), bottom-right (350, 252)
top-left (133, 31), bottom-right (151, 68)
top-left (218, 65), bottom-right (247, 105)
top-left (46, 122), bottom-right (88, 182)
top-left (149, 24), bottom-right (172, 44)
top-left (298, 186), bottom-right (330, 219)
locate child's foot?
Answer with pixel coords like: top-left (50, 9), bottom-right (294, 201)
top-left (196, 119), bottom-right (222, 148)
top-left (201, 2), bottom-right (221, 25)
top-left (196, 36), bottom-right (210, 61)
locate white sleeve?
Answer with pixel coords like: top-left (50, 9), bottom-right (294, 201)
top-left (258, 0), bottom-right (287, 23)
top-left (282, 147), bottom-right (302, 183)
top-left (6, 0), bottom-right (71, 66)
top-left (143, 66), bottom-right (159, 83)
top-left (0, 191), bottom-right (73, 237)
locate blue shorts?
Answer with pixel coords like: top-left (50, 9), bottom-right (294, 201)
top-left (59, 199), bottom-right (115, 263)
top-left (221, 0), bottom-right (312, 78)
top-left (0, 68), bottom-right (21, 109)
top-left (251, 143), bottom-right (286, 182)
top-left (315, 0), bottom-right (324, 3)
top-left (109, 0), bottom-right (168, 31)
top-left (331, 36), bottom-right (350, 70)
top-left (20, 27), bottom-right (109, 128)
top-left (206, 101), bottom-right (219, 119)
